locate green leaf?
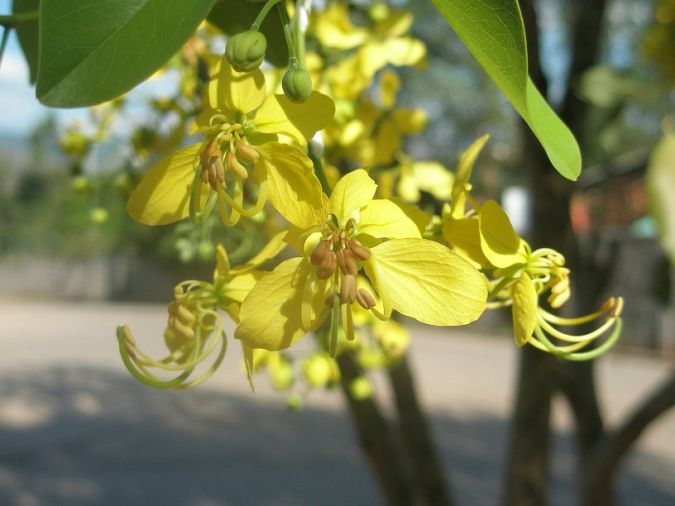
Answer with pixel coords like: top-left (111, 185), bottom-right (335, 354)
top-left (207, 0), bottom-right (288, 68)
top-left (646, 131), bottom-right (675, 264)
top-left (431, 0), bottom-right (582, 180)
top-left (36, 0), bottom-right (214, 107)
top-left (12, 0), bottom-right (40, 83)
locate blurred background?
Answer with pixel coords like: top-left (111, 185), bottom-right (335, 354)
top-left (0, 0), bottom-right (674, 505)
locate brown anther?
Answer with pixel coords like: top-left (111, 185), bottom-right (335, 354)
top-left (316, 251), bottom-right (337, 279)
top-left (356, 288), bottom-right (376, 310)
top-left (340, 274), bottom-right (357, 304)
top-left (337, 249), bottom-right (358, 276)
top-left (226, 151), bottom-right (248, 180)
top-left (203, 157), bottom-right (226, 190)
top-left (310, 240), bottom-right (331, 265)
top-left (199, 139), bottom-right (224, 188)
top-left (348, 240), bottom-right (371, 261)
top-left (235, 139), bottom-right (259, 162)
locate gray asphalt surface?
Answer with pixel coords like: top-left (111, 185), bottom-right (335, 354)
top-left (0, 297), bottom-right (673, 506)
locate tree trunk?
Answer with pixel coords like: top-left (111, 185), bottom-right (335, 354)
top-left (581, 369), bottom-right (675, 506)
top-left (337, 352), bottom-right (418, 506)
top-left (504, 1), bottom-right (608, 504)
top-left (388, 355), bottom-right (453, 506)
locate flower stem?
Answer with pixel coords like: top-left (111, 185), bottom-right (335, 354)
top-left (0, 10), bottom-right (38, 27)
top-left (277, 2), bottom-right (298, 64)
top-left (251, 0), bottom-right (282, 31)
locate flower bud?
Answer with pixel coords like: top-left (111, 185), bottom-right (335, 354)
top-left (282, 66), bottom-right (313, 103)
top-left (225, 31), bottom-right (267, 72)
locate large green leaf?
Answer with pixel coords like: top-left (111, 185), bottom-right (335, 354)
top-left (431, 0), bottom-right (582, 180)
top-left (36, 0), bottom-right (214, 107)
top-left (646, 131), bottom-right (675, 264)
top-left (207, 0), bottom-right (288, 68)
top-left (12, 0), bottom-right (40, 83)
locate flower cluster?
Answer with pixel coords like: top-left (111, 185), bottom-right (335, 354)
top-left (113, 2), bottom-right (623, 392)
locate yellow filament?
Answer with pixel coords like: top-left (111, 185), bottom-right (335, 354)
top-left (343, 303), bottom-right (356, 341)
top-left (301, 275), bottom-right (317, 331)
top-left (217, 178), bottom-right (269, 217)
top-left (538, 298), bottom-right (615, 326)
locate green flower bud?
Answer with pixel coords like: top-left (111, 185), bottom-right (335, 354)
top-left (89, 207), bottom-right (109, 225)
top-left (302, 353), bottom-right (339, 387)
top-left (285, 393), bottom-right (304, 411)
top-left (282, 66), bottom-right (313, 103)
top-left (349, 376), bottom-right (374, 401)
top-left (226, 31), bottom-right (267, 72)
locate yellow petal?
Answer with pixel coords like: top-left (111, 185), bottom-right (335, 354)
top-left (231, 231), bottom-right (288, 274)
top-left (411, 161), bottom-right (454, 200)
top-left (314, 3), bottom-right (368, 49)
top-left (375, 9), bottom-right (413, 38)
top-left (392, 108), bottom-right (427, 134)
top-left (330, 169), bottom-right (377, 224)
top-left (511, 273), bottom-right (538, 347)
top-left (235, 258), bottom-right (315, 350)
top-left (223, 271), bottom-right (262, 303)
top-left (127, 143), bottom-right (204, 225)
top-left (397, 172), bottom-right (421, 202)
top-left (357, 199), bottom-right (421, 240)
top-left (366, 238), bottom-right (487, 325)
top-left (380, 70), bottom-right (401, 108)
top-left (443, 217), bottom-right (489, 267)
top-left (208, 59), bottom-right (266, 114)
top-left (451, 135), bottom-right (489, 218)
top-left (257, 143), bottom-right (328, 229)
top-left (214, 244), bottom-right (230, 280)
top-left (254, 92), bottom-right (335, 144)
top-left (241, 341), bottom-right (256, 392)
top-left (479, 200), bottom-right (523, 268)
top-left (390, 197), bottom-right (431, 233)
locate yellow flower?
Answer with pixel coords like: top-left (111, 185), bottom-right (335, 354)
top-left (436, 136), bottom-right (624, 359)
top-left (117, 233), bottom-right (286, 388)
top-left (462, 200), bottom-right (623, 360)
top-left (396, 157), bottom-right (454, 203)
top-left (315, 4), bottom-right (426, 99)
top-left (324, 71), bottom-right (427, 167)
top-left (127, 59), bottom-right (335, 228)
top-left (235, 169), bottom-right (487, 356)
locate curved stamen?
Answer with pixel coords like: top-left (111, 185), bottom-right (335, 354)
top-left (538, 298), bottom-right (617, 326)
top-left (537, 312), bottom-right (617, 344)
top-left (328, 270), bottom-right (341, 357)
top-left (189, 163), bottom-right (218, 224)
top-left (117, 307), bottom-right (228, 388)
top-left (532, 319), bottom-right (623, 361)
top-left (217, 179), bottom-right (269, 217)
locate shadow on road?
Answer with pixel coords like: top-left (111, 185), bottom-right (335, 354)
top-left (0, 367), bottom-right (672, 506)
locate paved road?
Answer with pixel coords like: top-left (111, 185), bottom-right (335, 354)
top-left (0, 297), bottom-right (673, 505)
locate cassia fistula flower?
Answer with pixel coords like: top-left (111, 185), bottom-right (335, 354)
top-left (235, 169), bottom-right (487, 356)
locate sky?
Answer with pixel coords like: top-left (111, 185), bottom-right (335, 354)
top-left (0, 27), bottom-right (78, 137)
top-left (0, 0), bottom-right (178, 139)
